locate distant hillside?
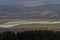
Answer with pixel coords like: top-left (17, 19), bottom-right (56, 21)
top-left (0, 3), bottom-right (60, 19)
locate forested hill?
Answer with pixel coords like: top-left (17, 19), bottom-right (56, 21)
top-left (0, 30), bottom-right (60, 40)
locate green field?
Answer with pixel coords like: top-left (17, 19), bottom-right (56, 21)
top-left (0, 20), bottom-right (9, 24)
top-left (14, 24), bottom-right (60, 29)
top-left (0, 19), bottom-right (54, 24)
top-left (0, 19), bottom-right (17, 24)
top-left (0, 19), bottom-right (60, 29)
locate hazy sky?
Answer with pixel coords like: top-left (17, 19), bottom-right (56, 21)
top-left (0, 0), bottom-right (60, 2)
top-left (0, 0), bottom-right (60, 4)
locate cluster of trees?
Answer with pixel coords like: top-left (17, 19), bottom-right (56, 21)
top-left (0, 30), bottom-right (60, 40)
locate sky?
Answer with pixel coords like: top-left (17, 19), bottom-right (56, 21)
top-left (0, 0), bottom-right (59, 3)
top-left (0, 0), bottom-right (60, 2)
top-left (0, 0), bottom-right (60, 6)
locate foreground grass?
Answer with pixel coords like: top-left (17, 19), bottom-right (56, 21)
top-left (14, 24), bottom-right (60, 29)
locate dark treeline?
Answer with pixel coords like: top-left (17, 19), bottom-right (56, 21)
top-left (0, 30), bottom-right (60, 40)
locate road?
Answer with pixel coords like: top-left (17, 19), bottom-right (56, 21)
top-left (0, 21), bottom-right (60, 28)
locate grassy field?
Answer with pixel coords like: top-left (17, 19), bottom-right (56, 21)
top-left (0, 19), bottom-right (60, 29)
top-left (0, 20), bottom-right (9, 24)
top-left (0, 19), bottom-right (55, 24)
top-left (14, 23), bottom-right (60, 29)
top-left (0, 19), bottom-right (18, 24)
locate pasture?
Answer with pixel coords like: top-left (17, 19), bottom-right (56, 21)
top-left (14, 23), bottom-right (60, 29)
top-left (0, 19), bottom-right (60, 29)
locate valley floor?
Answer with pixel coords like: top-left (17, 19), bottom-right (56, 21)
top-left (0, 20), bottom-right (60, 28)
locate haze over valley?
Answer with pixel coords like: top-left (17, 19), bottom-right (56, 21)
top-left (0, 0), bottom-right (60, 19)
